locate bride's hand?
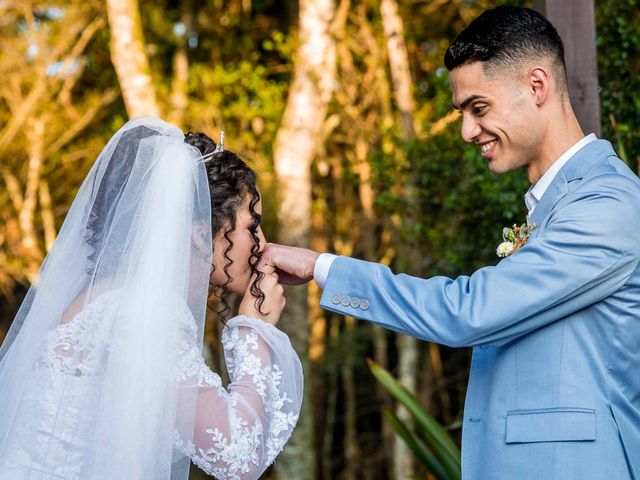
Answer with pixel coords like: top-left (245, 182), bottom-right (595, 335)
top-left (238, 264), bottom-right (286, 325)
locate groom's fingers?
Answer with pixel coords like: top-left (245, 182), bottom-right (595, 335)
top-left (259, 243), bottom-right (290, 272)
top-left (260, 243), bottom-right (318, 285)
top-left (275, 268), bottom-right (308, 285)
top-left (256, 261), bottom-right (276, 276)
top-left (258, 243), bottom-right (279, 271)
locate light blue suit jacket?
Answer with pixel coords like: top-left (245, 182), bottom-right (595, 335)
top-left (320, 140), bottom-right (640, 479)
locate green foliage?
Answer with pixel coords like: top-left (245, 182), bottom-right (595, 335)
top-left (385, 409), bottom-right (451, 480)
top-left (597, 0), bottom-right (640, 171)
top-left (369, 360), bottom-right (462, 480)
top-left (366, 0), bottom-right (531, 278)
top-left (187, 60), bottom-right (288, 150)
top-left (371, 122), bottom-right (529, 277)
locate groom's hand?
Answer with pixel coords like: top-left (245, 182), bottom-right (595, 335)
top-left (239, 263), bottom-right (285, 325)
top-left (260, 243), bottom-right (320, 285)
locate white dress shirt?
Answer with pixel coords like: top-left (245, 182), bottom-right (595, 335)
top-left (313, 252), bottom-right (337, 289)
top-left (314, 133), bottom-right (597, 289)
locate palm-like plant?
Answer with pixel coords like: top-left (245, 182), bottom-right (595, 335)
top-left (368, 360), bottom-right (461, 480)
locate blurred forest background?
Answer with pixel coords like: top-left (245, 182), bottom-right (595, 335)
top-left (0, 0), bottom-right (638, 478)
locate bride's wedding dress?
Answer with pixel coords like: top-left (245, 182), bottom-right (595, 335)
top-left (0, 290), bottom-right (302, 480)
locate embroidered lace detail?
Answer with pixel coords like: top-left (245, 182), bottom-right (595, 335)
top-left (174, 324), bottom-right (300, 479)
top-left (222, 327), bottom-right (299, 463)
top-left (173, 420), bottom-right (263, 480)
top-left (172, 313), bottom-right (221, 388)
top-left (35, 291), bottom-right (120, 377)
top-left (0, 292), bottom-right (121, 479)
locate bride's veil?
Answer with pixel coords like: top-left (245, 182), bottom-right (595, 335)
top-left (0, 117), bottom-right (213, 479)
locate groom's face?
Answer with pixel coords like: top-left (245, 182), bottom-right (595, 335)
top-left (450, 61), bottom-right (542, 175)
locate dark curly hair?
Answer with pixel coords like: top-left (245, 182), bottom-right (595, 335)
top-left (184, 132), bottom-right (266, 320)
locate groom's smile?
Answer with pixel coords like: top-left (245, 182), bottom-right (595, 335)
top-left (480, 139), bottom-right (498, 159)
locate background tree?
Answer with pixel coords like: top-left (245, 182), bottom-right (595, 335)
top-left (272, 0), bottom-right (337, 477)
top-left (379, 0), bottom-right (419, 476)
top-left (106, 0), bottom-right (160, 117)
top-left (0, 1), bottom-right (118, 334)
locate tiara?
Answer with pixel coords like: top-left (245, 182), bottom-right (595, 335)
top-left (199, 130), bottom-right (224, 162)
top-left (214, 131), bottom-right (224, 152)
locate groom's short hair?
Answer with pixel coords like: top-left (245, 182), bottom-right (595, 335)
top-left (444, 6), bottom-right (567, 90)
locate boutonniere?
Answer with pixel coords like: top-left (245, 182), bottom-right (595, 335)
top-left (496, 217), bottom-right (537, 258)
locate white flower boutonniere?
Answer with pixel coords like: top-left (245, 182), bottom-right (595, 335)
top-left (497, 218), bottom-right (537, 258)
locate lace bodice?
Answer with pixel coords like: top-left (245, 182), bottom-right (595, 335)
top-left (0, 292), bottom-right (303, 480)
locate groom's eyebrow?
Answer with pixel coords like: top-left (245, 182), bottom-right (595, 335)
top-left (453, 95), bottom-right (486, 111)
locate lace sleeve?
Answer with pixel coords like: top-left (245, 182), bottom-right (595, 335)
top-left (173, 315), bottom-right (304, 479)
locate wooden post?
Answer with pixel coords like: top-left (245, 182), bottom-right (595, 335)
top-left (533, 0), bottom-right (601, 136)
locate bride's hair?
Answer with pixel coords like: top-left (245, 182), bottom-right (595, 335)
top-left (184, 132), bottom-right (266, 320)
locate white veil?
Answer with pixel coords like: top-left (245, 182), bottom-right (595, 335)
top-left (0, 117), bottom-right (213, 479)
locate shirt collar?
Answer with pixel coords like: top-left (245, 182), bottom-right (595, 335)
top-left (525, 133), bottom-right (597, 215)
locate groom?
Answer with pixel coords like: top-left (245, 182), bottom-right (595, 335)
top-left (263, 6), bottom-right (640, 479)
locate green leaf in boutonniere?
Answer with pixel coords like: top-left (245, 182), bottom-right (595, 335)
top-left (497, 217), bottom-right (537, 258)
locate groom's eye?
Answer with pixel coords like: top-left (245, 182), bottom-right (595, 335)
top-left (472, 104), bottom-right (487, 116)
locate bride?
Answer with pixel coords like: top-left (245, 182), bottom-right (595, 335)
top-left (0, 117), bottom-right (303, 480)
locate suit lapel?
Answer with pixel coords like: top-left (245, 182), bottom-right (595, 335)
top-left (529, 170), bottom-right (568, 226)
top-left (529, 140), bottom-right (617, 227)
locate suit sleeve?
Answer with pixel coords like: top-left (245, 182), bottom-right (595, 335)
top-left (320, 175), bottom-right (640, 347)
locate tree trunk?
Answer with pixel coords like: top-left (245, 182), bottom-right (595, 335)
top-left (167, 46), bottom-right (188, 129)
top-left (20, 118), bottom-right (45, 280)
top-left (380, 0), bottom-right (419, 477)
top-left (38, 181), bottom-right (56, 252)
top-left (394, 334), bottom-right (418, 478)
top-left (342, 317), bottom-right (358, 480)
top-left (273, 0), bottom-right (336, 478)
top-left (106, 0), bottom-right (160, 118)
top-left (168, 11), bottom-right (192, 129)
top-left (381, 0), bottom-right (416, 141)
top-left (322, 316), bottom-right (341, 480)
top-left (309, 185), bottom-right (329, 478)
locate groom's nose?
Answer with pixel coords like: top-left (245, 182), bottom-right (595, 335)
top-left (461, 113), bottom-right (482, 143)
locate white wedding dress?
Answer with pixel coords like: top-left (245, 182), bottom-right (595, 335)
top-left (0, 117), bottom-right (303, 480)
top-left (0, 290), bottom-right (302, 480)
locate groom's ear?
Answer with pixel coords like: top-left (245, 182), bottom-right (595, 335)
top-left (527, 66), bottom-right (551, 107)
